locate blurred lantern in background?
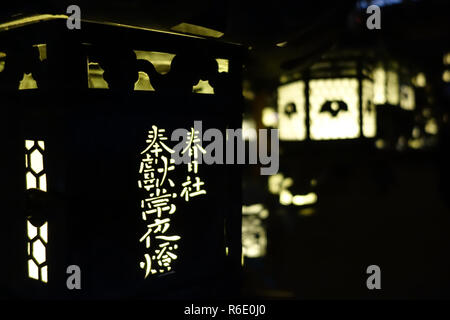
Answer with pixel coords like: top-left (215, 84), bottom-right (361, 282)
top-left (277, 50), bottom-right (376, 141)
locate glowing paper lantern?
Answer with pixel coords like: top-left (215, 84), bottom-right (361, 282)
top-left (277, 55), bottom-right (376, 141)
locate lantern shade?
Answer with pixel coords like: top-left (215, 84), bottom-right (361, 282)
top-left (0, 17), bottom-right (243, 299)
top-left (277, 69), bottom-right (376, 140)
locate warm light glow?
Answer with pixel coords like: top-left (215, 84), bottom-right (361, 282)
top-left (192, 58), bottom-right (229, 94)
top-left (280, 189), bottom-right (293, 206)
top-left (28, 259), bottom-right (39, 280)
top-left (26, 221), bottom-right (48, 283)
top-left (362, 79), bottom-right (376, 137)
top-left (0, 52), bottom-right (5, 73)
top-left (138, 126), bottom-right (207, 277)
top-left (25, 140), bottom-right (47, 192)
top-left (216, 59), bottom-right (229, 73)
top-left (443, 70), bottom-right (450, 83)
top-left (292, 192), bottom-right (317, 206)
top-left (242, 204), bottom-right (269, 258)
top-left (444, 53), bottom-right (450, 65)
top-left (425, 118), bottom-right (438, 135)
top-left (19, 73), bottom-right (38, 90)
top-left (400, 85), bottom-right (415, 110)
top-left (413, 73), bottom-right (426, 88)
top-left (262, 107), bottom-right (278, 127)
top-left (373, 67), bottom-right (386, 105)
top-left (299, 208), bottom-right (316, 216)
top-left (277, 81), bottom-right (306, 140)
top-left (375, 139), bottom-right (386, 149)
top-left (309, 78), bottom-right (359, 140)
top-left (25, 140), bottom-right (48, 283)
top-left (386, 71), bottom-right (399, 105)
top-left (268, 173), bottom-right (284, 194)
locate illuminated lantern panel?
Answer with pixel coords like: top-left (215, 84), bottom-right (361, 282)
top-left (25, 140), bottom-right (47, 192)
top-left (400, 85), bottom-right (415, 110)
top-left (277, 81), bottom-right (306, 141)
top-left (362, 79), bottom-right (376, 138)
top-left (386, 71), bottom-right (400, 105)
top-left (137, 125), bottom-right (207, 278)
top-left (27, 221), bottom-right (48, 283)
top-left (309, 78), bottom-right (359, 140)
top-left (242, 204), bottom-right (269, 259)
top-left (25, 140), bottom-right (48, 283)
top-left (373, 67), bottom-right (386, 105)
top-left (373, 66), bottom-right (401, 105)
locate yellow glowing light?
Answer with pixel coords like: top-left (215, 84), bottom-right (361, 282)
top-left (138, 126), bottom-right (188, 277)
top-left (170, 23), bottom-right (224, 38)
top-left (276, 41), bottom-right (288, 48)
top-left (292, 192), bottom-right (317, 206)
top-left (28, 259), bottom-right (39, 280)
top-left (413, 73), bottom-right (426, 88)
top-left (243, 204), bottom-right (264, 215)
top-left (242, 204), bottom-right (269, 258)
top-left (373, 67), bottom-right (386, 105)
top-left (309, 78), bottom-right (359, 140)
top-left (27, 220), bottom-right (38, 239)
top-left (262, 107), bottom-right (278, 127)
top-left (277, 81), bottom-right (306, 140)
top-left (30, 149), bottom-right (44, 173)
top-left (217, 59), bottom-right (229, 73)
top-left (443, 70), bottom-right (450, 83)
top-left (19, 73), bottom-right (38, 90)
top-left (32, 239), bottom-right (46, 265)
top-left (281, 177), bottom-right (293, 189)
top-left (225, 247), bottom-right (229, 256)
top-left (299, 207), bottom-right (316, 216)
top-left (444, 53), bottom-right (450, 65)
top-left (25, 140), bottom-right (48, 283)
top-left (412, 126), bottom-right (421, 139)
top-left (0, 52), bottom-right (5, 72)
top-left (268, 173), bottom-right (284, 194)
top-left (386, 71), bottom-right (399, 105)
top-left (425, 118), bottom-right (438, 135)
top-left (87, 61), bottom-right (109, 89)
top-left (310, 179), bottom-right (317, 187)
top-left (41, 266), bottom-right (48, 283)
top-left (280, 189), bottom-right (293, 206)
top-left (375, 139), bottom-right (386, 149)
top-left (408, 138), bottom-right (424, 149)
top-left (26, 172), bottom-right (37, 189)
top-left (40, 222), bottom-right (48, 244)
top-left (362, 79), bottom-right (376, 137)
top-left (400, 85), bottom-right (415, 110)
top-left (193, 80), bottom-right (214, 94)
top-left (25, 140), bottom-right (34, 150)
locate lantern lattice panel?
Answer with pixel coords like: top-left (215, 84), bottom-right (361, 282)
top-left (309, 78), bottom-right (360, 140)
top-left (277, 81), bottom-right (306, 140)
